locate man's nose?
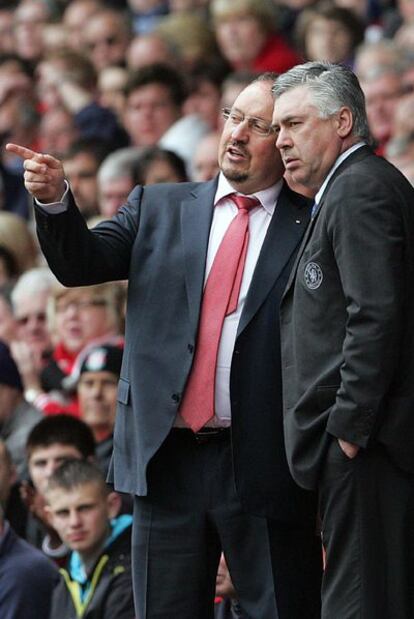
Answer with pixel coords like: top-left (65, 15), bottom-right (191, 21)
top-left (231, 119), bottom-right (249, 141)
top-left (275, 128), bottom-right (289, 149)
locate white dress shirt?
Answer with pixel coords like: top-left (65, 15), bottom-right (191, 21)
top-left (177, 173), bottom-right (283, 427)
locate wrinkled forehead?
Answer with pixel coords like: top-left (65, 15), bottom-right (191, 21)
top-left (272, 85), bottom-right (315, 121)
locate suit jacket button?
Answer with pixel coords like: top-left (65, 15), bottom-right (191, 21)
top-left (187, 344), bottom-right (194, 353)
top-left (171, 393), bottom-right (180, 403)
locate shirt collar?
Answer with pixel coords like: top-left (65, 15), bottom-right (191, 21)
top-left (215, 172), bottom-right (283, 216)
top-left (315, 142), bottom-right (365, 206)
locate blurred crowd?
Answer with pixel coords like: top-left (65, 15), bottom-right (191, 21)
top-left (1, 0), bottom-right (414, 617)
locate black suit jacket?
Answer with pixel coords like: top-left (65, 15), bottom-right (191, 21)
top-left (35, 178), bottom-right (316, 524)
top-left (280, 146), bottom-right (414, 491)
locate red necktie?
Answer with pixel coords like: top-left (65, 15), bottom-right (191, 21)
top-left (179, 194), bottom-right (260, 432)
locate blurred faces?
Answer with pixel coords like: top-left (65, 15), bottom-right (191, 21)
top-left (78, 371), bottom-right (118, 441)
top-left (63, 153), bottom-right (99, 218)
top-left (99, 176), bottom-right (134, 218)
top-left (13, 0), bottom-right (49, 61)
top-left (82, 12), bottom-right (129, 71)
top-left (143, 158), bottom-right (185, 184)
top-left (54, 290), bottom-right (115, 354)
top-left (63, 0), bottom-right (101, 50)
top-left (192, 131), bottom-right (220, 181)
top-left (14, 290), bottom-right (51, 354)
top-left (215, 14), bottom-right (267, 68)
top-left (183, 79), bottom-right (221, 130)
top-left (398, 0), bottom-right (414, 22)
top-left (0, 10), bottom-right (15, 54)
top-left (127, 34), bottom-right (172, 71)
top-left (98, 67), bottom-right (128, 118)
top-left (273, 85), bottom-right (353, 193)
top-left (28, 443), bottom-right (83, 495)
top-left (305, 17), bottom-right (353, 63)
top-left (123, 84), bottom-right (181, 146)
top-left (39, 108), bottom-right (78, 158)
top-left (46, 481), bottom-right (118, 562)
top-left (218, 80), bottom-right (284, 194)
top-left (361, 72), bottom-right (402, 144)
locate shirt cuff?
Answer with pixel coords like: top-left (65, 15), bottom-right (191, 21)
top-left (34, 180), bottom-right (70, 214)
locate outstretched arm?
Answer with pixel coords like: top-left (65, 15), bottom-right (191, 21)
top-left (5, 143), bottom-right (66, 204)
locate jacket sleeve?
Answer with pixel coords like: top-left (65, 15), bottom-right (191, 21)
top-left (34, 186), bottom-right (143, 287)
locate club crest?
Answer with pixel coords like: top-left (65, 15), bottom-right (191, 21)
top-left (304, 262), bottom-right (323, 290)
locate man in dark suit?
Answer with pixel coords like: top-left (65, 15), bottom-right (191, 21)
top-left (6, 74), bottom-right (321, 619)
top-left (273, 61), bottom-right (414, 618)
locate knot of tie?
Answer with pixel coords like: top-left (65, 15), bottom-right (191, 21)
top-left (229, 194), bottom-right (260, 212)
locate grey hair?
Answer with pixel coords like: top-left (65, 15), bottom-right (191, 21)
top-left (11, 267), bottom-right (58, 308)
top-left (272, 61), bottom-right (371, 143)
top-left (97, 147), bottom-right (143, 185)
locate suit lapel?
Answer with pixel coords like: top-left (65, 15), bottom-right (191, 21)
top-left (282, 144), bottom-right (374, 299)
top-left (237, 184), bottom-right (311, 336)
top-left (181, 179), bottom-right (217, 334)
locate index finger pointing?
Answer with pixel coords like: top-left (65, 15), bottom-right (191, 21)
top-left (5, 142), bottom-right (40, 160)
top-left (6, 143), bottom-right (62, 169)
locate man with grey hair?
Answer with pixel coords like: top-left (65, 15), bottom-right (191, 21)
top-left (97, 147), bottom-right (142, 218)
top-left (273, 61), bottom-right (414, 618)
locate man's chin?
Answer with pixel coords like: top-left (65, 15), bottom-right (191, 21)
top-left (221, 166), bottom-right (249, 184)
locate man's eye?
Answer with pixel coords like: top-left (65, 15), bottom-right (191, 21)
top-left (252, 120), bottom-right (268, 133)
top-left (230, 113), bottom-right (243, 123)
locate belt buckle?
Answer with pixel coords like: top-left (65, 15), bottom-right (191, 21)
top-left (194, 428), bottom-right (226, 444)
top-left (194, 430), bottom-right (214, 444)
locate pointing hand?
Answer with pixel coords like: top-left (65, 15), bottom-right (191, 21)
top-left (5, 143), bottom-right (66, 204)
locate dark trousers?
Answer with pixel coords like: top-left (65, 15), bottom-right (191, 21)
top-left (131, 429), bottom-right (322, 619)
top-left (320, 438), bottom-right (414, 619)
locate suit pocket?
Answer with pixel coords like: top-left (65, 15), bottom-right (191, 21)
top-left (117, 378), bottom-right (130, 405)
top-left (316, 385), bottom-right (339, 412)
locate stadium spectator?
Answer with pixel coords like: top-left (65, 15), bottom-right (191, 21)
top-left (132, 146), bottom-right (188, 185)
top-left (97, 147), bottom-right (141, 218)
top-left (122, 63), bottom-right (187, 147)
top-left (81, 7), bottom-right (131, 72)
top-left (45, 459), bottom-right (134, 619)
top-left (76, 343), bottom-right (123, 475)
top-left (211, 0), bottom-right (301, 73)
top-left (191, 131), bottom-right (220, 182)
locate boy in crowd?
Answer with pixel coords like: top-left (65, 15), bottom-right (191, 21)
top-left (45, 459), bottom-right (134, 619)
top-left (23, 414), bottom-right (95, 559)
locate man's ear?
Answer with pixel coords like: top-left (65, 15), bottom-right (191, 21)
top-left (336, 106), bottom-right (354, 138)
top-left (107, 491), bottom-right (122, 519)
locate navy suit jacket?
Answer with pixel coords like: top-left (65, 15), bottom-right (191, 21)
top-left (35, 178), bottom-right (316, 524)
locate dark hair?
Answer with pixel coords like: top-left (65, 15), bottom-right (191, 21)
top-left (62, 137), bottom-right (112, 166)
top-left (186, 58), bottom-right (232, 94)
top-left (133, 146), bottom-right (188, 185)
top-left (26, 414), bottom-right (95, 459)
top-left (125, 63), bottom-right (188, 107)
top-left (46, 458), bottom-right (107, 495)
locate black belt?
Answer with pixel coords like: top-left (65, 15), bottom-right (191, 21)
top-left (170, 427), bottom-right (231, 444)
